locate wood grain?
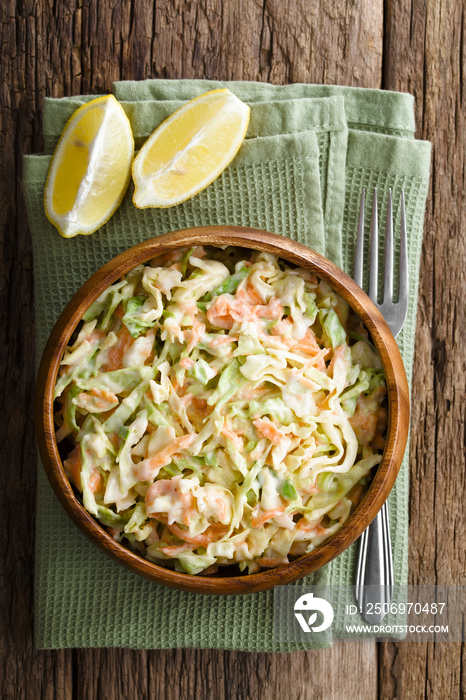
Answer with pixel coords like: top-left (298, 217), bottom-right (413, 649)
top-left (1, 0), bottom-right (463, 698)
top-left (379, 0), bottom-right (466, 697)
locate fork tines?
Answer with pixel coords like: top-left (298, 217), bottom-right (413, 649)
top-left (354, 188), bottom-right (408, 338)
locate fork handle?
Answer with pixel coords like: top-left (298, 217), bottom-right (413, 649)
top-left (354, 503), bottom-right (394, 623)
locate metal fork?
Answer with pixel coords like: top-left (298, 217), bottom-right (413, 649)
top-left (353, 188), bottom-right (408, 623)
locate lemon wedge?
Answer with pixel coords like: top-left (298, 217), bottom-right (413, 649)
top-left (132, 89), bottom-right (250, 208)
top-left (45, 95), bottom-right (134, 238)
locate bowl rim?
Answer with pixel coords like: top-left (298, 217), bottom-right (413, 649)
top-left (35, 225), bottom-right (409, 595)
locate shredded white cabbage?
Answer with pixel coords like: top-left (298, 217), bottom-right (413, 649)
top-left (56, 246), bottom-right (387, 575)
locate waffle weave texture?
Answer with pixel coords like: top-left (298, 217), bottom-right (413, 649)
top-left (24, 79), bottom-right (431, 651)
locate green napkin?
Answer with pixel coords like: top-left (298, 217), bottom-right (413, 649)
top-left (43, 94), bottom-right (347, 267)
top-left (113, 80), bottom-right (417, 137)
top-left (24, 80), bottom-right (431, 651)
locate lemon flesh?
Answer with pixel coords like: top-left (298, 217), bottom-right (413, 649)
top-left (45, 95), bottom-right (134, 238)
top-left (132, 89), bottom-right (250, 208)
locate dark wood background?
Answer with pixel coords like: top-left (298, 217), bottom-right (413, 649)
top-left (1, 0), bottom-right (464, 698)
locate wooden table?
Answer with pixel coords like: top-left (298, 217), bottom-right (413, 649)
top-left (1, 1), bottom-right (464, 698)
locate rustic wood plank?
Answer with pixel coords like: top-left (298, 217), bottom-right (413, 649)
top-left (12, 0), bottom-right (466, 699)
top-left (73, 649), bottom-right (153, 699)
top-left (0, 1), bottom-right (74, 699)
top-left (218, 642), bottom-right (377, 700)
top-left (379, 0), bottom-right (466, 697)
top-left (72, 642), bottom-right (377, 700)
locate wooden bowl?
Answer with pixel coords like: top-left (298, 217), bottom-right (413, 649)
top-left (35, 226), bottom-right (409, 595)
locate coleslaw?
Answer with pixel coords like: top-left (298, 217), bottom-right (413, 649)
top-left (54, 246), bottom-right (387, 575)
